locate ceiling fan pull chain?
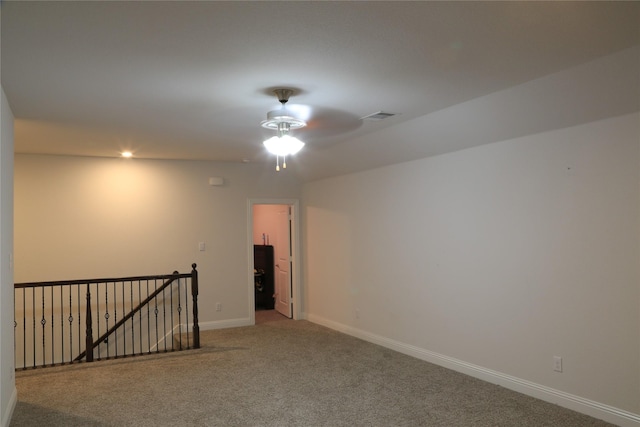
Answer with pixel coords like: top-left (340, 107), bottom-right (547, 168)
top-left (276, 155), bottom-right (280, 171)
top-left (282, 155), bottom-right (287, 169)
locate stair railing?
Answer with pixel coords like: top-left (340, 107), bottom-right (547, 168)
top-left (14, 264), bottom-right (200, 369)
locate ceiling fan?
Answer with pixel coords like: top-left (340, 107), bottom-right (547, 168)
top-left (259, 87), bottom-right (371, 171)
top-left (261, 88), bottom-right (307, 171)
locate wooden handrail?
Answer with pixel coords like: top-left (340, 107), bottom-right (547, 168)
top-left (15, 273), bottom-right (184, 289)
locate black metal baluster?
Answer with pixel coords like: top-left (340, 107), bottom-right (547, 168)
top-left (184, 277), bottom-right (190, 349)
top-left (60, 286), bottom-right (64, 364)
top-left (68, 290), bottom-right (73, 364)
top-left (138, 280), bottom-right (142, 354)
top-left (77, 285), bottom-right (81, 361)
top-left (96, 283), bottom-right (101, 360)
top-left (130, 281), bottom-right (134, 355)
top-left (31, 289), bottom-right (35, 368)
top-left (113, 281), bottom-right (118, 357)
top-left (170, 276), bottom-right (175, 351)
top-left (13, 289), bottom-right (17, 368)
top-left (162, 284), bottom-right (167, 352)
top-left (176, 276), bottom-right (182, 350)
top-left (40, 288), bottom-right (46, 366)
top-left (104, 282), bottom-right (110, 358)
top-left (154, 280), bottom-right (159, 353)
top-left (146, 280), bottom-right (150, 353)
top-left (50, 287), bottom-right (54, 365)
top-left (121, 281), bottom-right (126, 356)
top-left (22, 288), bottom-right (26, 370)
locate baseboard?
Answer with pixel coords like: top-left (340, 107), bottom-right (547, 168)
top-left (198, 317), bottom-right (251, 331)
top-left (307, 314), bottom-right (640, 427)
top-left (2, 386), bottom-right (17, 427)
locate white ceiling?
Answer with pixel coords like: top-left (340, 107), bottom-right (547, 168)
top-left (2, 1), bottom-right (639, 181)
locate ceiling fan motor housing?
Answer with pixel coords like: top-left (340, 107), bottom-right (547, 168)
top-left (274, 88), bottom-right (294, 104)
top-left (261, 88), bottom-right (306, 131)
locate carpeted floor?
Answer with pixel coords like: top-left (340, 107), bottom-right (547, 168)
top-left (10, 311), bottom-right (615, 426)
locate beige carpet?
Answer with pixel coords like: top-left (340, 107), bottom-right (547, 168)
top-left (10, 311), bottom-right (614, 426)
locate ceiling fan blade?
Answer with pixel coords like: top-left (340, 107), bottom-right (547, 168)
top-left (297, 106), bottom-right (362, 141)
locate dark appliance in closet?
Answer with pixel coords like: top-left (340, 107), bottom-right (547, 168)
top-left (254, 245), bottom-right (275, 310)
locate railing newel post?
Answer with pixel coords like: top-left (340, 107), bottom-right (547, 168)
top-left (191, 263), bottom-right (200, 349)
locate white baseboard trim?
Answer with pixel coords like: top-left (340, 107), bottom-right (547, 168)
top-left (198, 318), bottom-right (251, 331)
top-left (307, 314), bottom-right (640, 427)
top-left (2, 386), bottom-right (17, 427)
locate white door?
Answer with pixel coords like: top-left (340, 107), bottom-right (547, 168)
top-left (274, 206), bottom-right (292, 318)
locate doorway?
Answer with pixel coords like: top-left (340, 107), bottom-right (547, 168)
top-left (248, 199), bottom-right (300, 324)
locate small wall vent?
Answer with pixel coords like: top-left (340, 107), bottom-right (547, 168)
top-left (361, 111), bottom-right (396, 121)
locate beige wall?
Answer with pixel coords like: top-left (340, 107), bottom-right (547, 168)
top-left (14, 155), bottom-right (301, 328)
top-left (303, 113), bottom-right (640, 422)
top-left (1, 87), bottom-right (16, 427)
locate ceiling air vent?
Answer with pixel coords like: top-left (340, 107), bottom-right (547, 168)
top-left (361, 111), bottom-right (396, 121)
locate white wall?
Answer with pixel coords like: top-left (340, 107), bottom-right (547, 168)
top-left (14, 155), bottom-right (301, 327)
top-left (303, 113), bottom-right (640, 423)
top-left (0, 88), bottom-right (16, 427)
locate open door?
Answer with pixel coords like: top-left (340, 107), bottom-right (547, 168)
top-left (274, 205), bottom-right (292, 318)
top-left (251, 200), bottom-right (298, 321)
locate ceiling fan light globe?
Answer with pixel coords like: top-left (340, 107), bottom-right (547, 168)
top-left (282, 135), bottom-right (305, 155)
top-left (263, 135), bottom-right (305, 156)
top-left (263, 136), bottom-right (285, 155)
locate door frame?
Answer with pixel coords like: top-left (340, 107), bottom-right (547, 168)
top-left (247, 198), bottom-right (301, 324)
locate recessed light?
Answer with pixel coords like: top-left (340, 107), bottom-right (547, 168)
top-left (121, 151), bottom-right (133, 158)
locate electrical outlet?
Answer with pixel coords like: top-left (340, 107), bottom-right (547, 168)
top-left (216, 303), bottom-right (222, 312)
top-left (553, 356), bottom-right (563, 372)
